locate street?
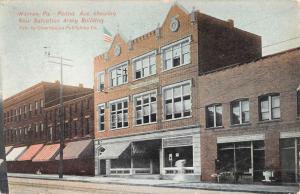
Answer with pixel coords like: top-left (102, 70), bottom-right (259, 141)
top-left (8, 177), bottom-right (254, 194)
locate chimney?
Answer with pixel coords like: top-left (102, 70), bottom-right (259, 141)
top-left (79, 83), bottom-right (83, 88)
top-left (227, 19), bottom-right (234, 28)
top-left (55, 80), bottom-right (60, 84)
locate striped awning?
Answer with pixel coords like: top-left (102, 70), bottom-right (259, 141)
top-left (6, 146), bottom-right (27, 161)
top-left (32, 144), bottom-right (60, 162)
top-left (5, 146), bottom-right (13, 155)
top-left (55, 139), bottom-right (93, 160)
top-left (18, 144), bottom-right (44, 161)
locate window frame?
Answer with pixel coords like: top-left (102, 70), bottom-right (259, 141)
top-left (98, 103), bottom-right (105, 132)
top-left (97, 71), bottom-right (105, 92)
top-left (133, 89), bottom-right (158, 126)
top-left (259, 93), bottom-right (281, 121)
top-left (161, 36), bottom-right (191, 71)
top-left (108, 62), bottom-right (128, 87)
top-left (162, 80), bottom-right (192, 121)
top-left (109, 97), bottom-right (129, 130)
top-left (230, 99), bottom-right (250, 125)
top-left (206, 104), bottom-right (223, 128)
top-left (132, 50), bottom-right (157, 80)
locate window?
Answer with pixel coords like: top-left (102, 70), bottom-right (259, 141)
top-left (97, 72), bottom-right (105, 91)
top-left (161, 37), bottom-right (191, 70)
top-left (24, 105), bottom-right (27, 115)
top-left (110, 98), bottom-right (128, 129)
top-left (163, 81), bottom-right (191, 120)
top-left (231, 99), bottom-right (250, 125)
top-left (40, 99), bottom-right (44, 108)
top-left (85, 118), bottom-right (90, 135)
top-left (206, 104), bottom-right (223, 128)
top-left (98, 104), bottom-right (105, 131)
top-left (133, 51), bottom-right (156, 80)
top-left (134, 91), bottom-right (157, 125)
top-left (297, 90), bottom-right (300, 117)
top-left (259, 94), bottom-right (280, 121)
top-left (35, 101), bottom-right (39, 110)
top-left (29, 103), bottom-right (32, 112)
top-left (109, 63), bottom-right (128, 87)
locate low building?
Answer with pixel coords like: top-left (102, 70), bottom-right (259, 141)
top-left (199, 48), bottom-right (300, 183)
top-left (4, 81), bottom-right (95, 175)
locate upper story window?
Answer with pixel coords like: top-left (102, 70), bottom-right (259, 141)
top-left (161, 36), bottom-right (191, 71)
top-left (98, 104), bottom-right (105, 131)
top-left (231, 99), bottom-right (250, 125)
top-left (35, 101), bottom-right (39, 110)
top-left (29, 103), bottom-right (32, 112)
top-left (40, 99), bottom-right (44, 108)
top-left (132, 51), bottom-right (156, 80)
top-left (206, 104), bottom-right (222, 128)
top-left (259, 94), bottom-right (280, 121)
top-left (24, 105), bottom-right (27, 115)
top-left (297, 89), bottom-right (300, 117)
top-left (110, 98), bottom-right (128, 129)
top-left (97, 72), bottom-right (105, 91)
top-left (109, 62), bottom-right (128, 87)
top-left (163, 80), bottom-right (191, 120)
top-left (134, 90), bottom-right (157, 125)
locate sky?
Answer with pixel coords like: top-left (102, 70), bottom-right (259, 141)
top-left (0, 0), bottom-right (299, 99)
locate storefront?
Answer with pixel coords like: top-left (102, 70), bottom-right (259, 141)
top-left (216, 134), bottom-right (265, 183)
top-left (95, 127), bottom-right (201, 180)
top-left (280, 134), bottom-right (300, 183)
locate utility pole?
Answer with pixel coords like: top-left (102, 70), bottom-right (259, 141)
top-left (44, 47), bottom-right (72, 179)
top-left (0, 62), bottom-right (9, 193)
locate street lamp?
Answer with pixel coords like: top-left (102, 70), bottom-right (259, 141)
top-left (44, 47), bottom-right (72, 179)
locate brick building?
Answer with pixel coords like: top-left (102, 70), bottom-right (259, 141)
top-left (93, 4), bottom-right (265, 181)
top-left (4, 81), bottom-right (95, 175)
top-left (199, 48), bottom-right (300, 183)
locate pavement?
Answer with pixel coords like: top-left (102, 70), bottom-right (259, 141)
top-left (8, 173), bottom-right (300, 194)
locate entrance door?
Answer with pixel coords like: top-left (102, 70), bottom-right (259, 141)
top-left (99, 159), bottom-right (106, 175)
top-left (152, 150), bottom-right (160, 174)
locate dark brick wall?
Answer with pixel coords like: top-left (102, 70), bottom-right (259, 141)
top-left (197, 13), bottom-right (262, 74)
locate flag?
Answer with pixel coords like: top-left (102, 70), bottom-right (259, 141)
top-left (103, 27), bottom-right (113, 43)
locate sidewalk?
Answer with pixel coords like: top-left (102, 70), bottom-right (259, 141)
top-left (8, 173), bottom-right (300, 194)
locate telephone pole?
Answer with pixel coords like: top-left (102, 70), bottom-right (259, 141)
top-left (0, 62), bottom-right (9, 193)
top-left (44, 47), bottom-right (72, 179)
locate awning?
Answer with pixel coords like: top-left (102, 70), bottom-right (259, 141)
top-left (6, 146), bottom-right (27, 161)
top-left (55, 139), bottom-right (93, 160)
top-left (5, 146), bottom-right (13, 155)
top-left (18, 144), bottom-right (44, 161)
top-left (132, 139), bottom-right (161, 156)
top-left (32, 144), bottom-right (60, 162)
top-left (98, 141), bottom-right (130, 160)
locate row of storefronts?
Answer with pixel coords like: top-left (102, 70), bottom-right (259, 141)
top-left (4, 139), bottom-right (94, 175)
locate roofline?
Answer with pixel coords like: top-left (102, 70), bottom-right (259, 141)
top-left (200, 46), bottom-right (300, 76)
top-left (43, 92), bottom-right (93, 110)
top-left (4, 81), bottom-right (93, 102)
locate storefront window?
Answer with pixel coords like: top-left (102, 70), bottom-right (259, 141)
top-left (217, 140), bottom-right (265, 182)
top-left (164, 146), bottom-right (193, 167)
top-left (280, 138), bottom-right (300, 183)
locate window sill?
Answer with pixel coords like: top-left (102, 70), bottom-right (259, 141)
top-left (110, 126), bottom-right (129, 131)
top-left (258, 119), bottom-right (282, 124)
top-left (132, 73), bottom-right (157, 82)
top-left (163, 115), bottom-right (192, 123)
top-left (108, 82), bottom-right (128, 90)
top-left (134, 121), bottom-right (157, 127)
top-left (230, 123), bottom-right (251, 128)
top-left (162, 62), bottom-right (191, 73)
top-left (205, 126), bottom-right (224, 130)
